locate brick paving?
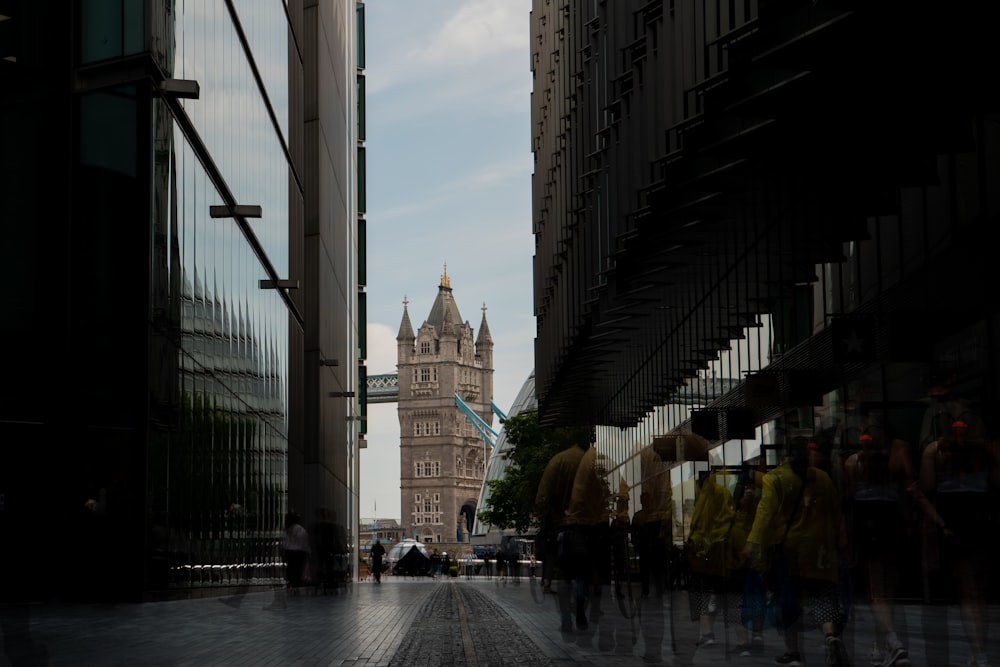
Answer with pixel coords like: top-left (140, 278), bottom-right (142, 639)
top-left (2, 575), bottom-right (998, 666)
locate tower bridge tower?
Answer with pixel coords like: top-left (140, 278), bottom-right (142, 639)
top-left (396, 267), bottom-right (494, 548)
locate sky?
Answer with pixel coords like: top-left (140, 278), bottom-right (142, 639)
top-left (360, 0), bottom-right (536, 521)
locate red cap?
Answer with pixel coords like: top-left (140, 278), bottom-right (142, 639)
top-left (807, 441), bottom-right (820, 451)
top-left (952, 420), bottom-right (968, 433)
top-left (859, 433), bottom-right (874, 447)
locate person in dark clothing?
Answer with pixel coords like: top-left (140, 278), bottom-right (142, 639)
top-left (442, 552), bottom-right (452, 578)
top-left (282, 512), bottom-right (310, 591)
top-left (311, 508), bottom-right (349, 593)
top-left (370, 539), bottom-right (386, 584)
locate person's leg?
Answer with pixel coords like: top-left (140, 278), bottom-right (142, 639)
top-left (811, 580), bottom-right (850, 667)
top-left (773, 575), bottom-right (803, 665)
top-left (955, 556), bottom-right (989, 665)
top-left (640, 565), bottom-right (666, 662)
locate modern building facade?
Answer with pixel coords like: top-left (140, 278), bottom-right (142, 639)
top-left (470, 369), bottom-right (537, 547)
top-left (530, 0), bottom-right (999, 611)
top-left (396, 269), bottom-right (494, 548)
top-left (0, 1), bottom-right (365, 602)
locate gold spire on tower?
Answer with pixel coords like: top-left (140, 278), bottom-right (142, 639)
top-left (440, 263), bottom-right (451, 289)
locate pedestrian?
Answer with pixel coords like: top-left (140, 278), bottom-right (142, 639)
top-left (464, 552), bottom-right (474, 579)
top-left (282, 511), bottom-right (310, 593)
top-left (727, 474), bottom-right (766, 657)
top-left (442, 552), bottom-right (452, 578)
top-left (563, 441), bottom-right (615, 646)
top-left (920, 412), bottom-right (998, 667)
top-left (370, 538), bottom-right (386, 584)
top-left (504, 539), bottom-right (521, 583)
top-left (629, 439), bottom-right (675, 664)
top-left (741, 436), bottom-right (850, 667)
top-left (843, 428), bottom-right (918, 666)
top-left (686, 470), bottom-right (735, 650)
top-left (535, 425), bottom-right (592, 633)
top-left (310, 507), bottom-right (349, 594)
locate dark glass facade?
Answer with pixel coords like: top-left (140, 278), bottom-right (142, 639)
top-left (530, 0), bottom-right (1000, 640)
top-left (1, 1), bottom-right (362, 602)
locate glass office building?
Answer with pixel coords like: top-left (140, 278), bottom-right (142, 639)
top-left (530, 0), bottom-right (1000, 627)
top-left (1, 2), bottom-right (364, 602)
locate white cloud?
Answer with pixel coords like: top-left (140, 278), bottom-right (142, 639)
top-left (365, 322), bottom-right (399, 375)
top-left (407, 1), bottom-right (527, 67)
top-left (364, 0), bottom-right (532, 119)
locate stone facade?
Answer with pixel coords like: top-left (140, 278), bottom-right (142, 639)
top-left (396, 268), bottom-right (494, 550)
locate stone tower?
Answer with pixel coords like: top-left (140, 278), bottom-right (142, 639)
top-left (396, 266), bottom-right (494, 548)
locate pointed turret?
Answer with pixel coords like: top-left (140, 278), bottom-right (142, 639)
top-left (397, 296), bottom-right (415, 341)
top-left (476, 302), bottom-right (494, 370)
top-left (426, 264), bottom-right (463, 337)
top-left (476, 302), bottom-right (493, 349)
top-left (397, 296), bottom-right (415, 364)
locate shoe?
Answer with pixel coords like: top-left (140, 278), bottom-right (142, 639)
top-left (825, 635), bottom-right (852, 666)
top-left (732, 642), bottom-right (763, 657)
top-left (775, 652), bottom-right (803, 666)
top-left (695, 634), bottom-right (717, 648)
top-left (883, 646), bottom-right (909, 666)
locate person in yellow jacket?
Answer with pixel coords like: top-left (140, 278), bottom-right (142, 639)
top-left (535, 434), bottom-right (591, 633)
top-left (686, 470), bottom-right (736, 649)
top-left (629, 440), bottom-right (676, 664)
top-left (726, 469), bottom-right (767, 656)
top-left (563, 445), bottom-right (615, 645)
top-left (740, 437), bottom-right (850, 667)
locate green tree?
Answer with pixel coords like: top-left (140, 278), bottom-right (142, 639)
top-left (477, 412), bottom-right (584, 534)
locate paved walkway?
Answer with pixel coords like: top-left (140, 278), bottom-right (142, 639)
top-left (1, 575), bottom-right (997, 665)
